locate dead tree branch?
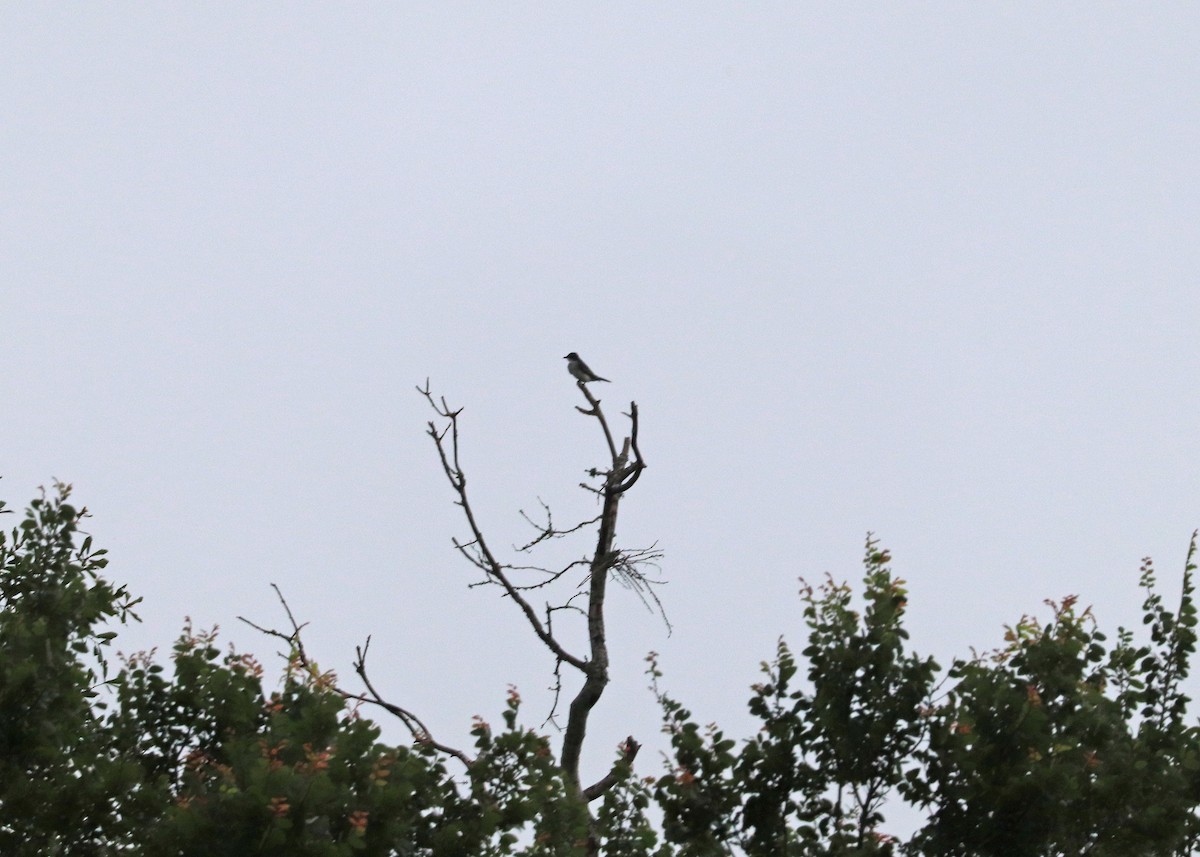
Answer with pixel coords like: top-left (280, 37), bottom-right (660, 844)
top-left (239, 368), bottom-right (655, 828)
top-left (557, 379), bottom-right (648, 794)
top-left (419, 375), bottom-right (650, 804)
top-left (239, 585), bottom-right (472, 767)
top-left (582, 736), bottom-right (642, 802)
top-left (417, 380), bottom-right (589, 673)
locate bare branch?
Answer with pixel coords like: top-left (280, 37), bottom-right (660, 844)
top-left (612, 402), bottom-right (646, 494)
top-left (560, 383), bottom-right (637, 790)
top-left (419, 382), bottom-right (588, 673)
top-left (574, 381), bottom-right (619, 462)
top-left (516, 499), bottom-right (603, 552)
top-left (242, 373), bottom-right (658, 808)
top-left (503, 558), bottom-right (592, 589)
top-left (419, 375), bottom-right (656, 804)
top-left (349, 637), bottom-right (474, 768)
top-left (582, 736), bottom-right (642, 802)
top-left (239, 585), bottom-right (472, 769)
top-left (611, 544), bottom-right (671, 632)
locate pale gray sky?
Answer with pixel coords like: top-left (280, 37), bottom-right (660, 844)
top-left (4, 4), bottom-right (1199, 832)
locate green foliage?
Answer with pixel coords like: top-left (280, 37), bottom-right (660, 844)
top-left (4, 485), bottom-right (1200, 856)
top-left (0, 485), bottom-right (593, 856)
top-left (459, 688), bottom-right (591, 855)
top-left (0, 483), bottom-right (142, 855)
top-left (651, 537), bottom-right (937, 856)
top-left (114, 628), bottom-right (602, 856)
top-left (594, 760), bottom-right (659, 857)
top-left (646, 534), bottom-right (1200, 856)
top-left (908, 542), bottom-right (1200, 856)
top-left (118, 629), bottom-right (470, 857)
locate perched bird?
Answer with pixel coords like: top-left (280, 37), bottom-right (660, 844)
top-left (564, 352), bottom-right (609, 383)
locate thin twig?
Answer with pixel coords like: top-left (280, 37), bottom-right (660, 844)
top-left (418, 380), bottom-right (588, 673)
top-left (239, 585), bottom-right (473, 768)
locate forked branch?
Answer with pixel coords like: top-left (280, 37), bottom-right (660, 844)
top-left (417, 380), bottom-right (588, 673)
top-left (239, 585), bottom-right (472, 767)
top-left (419, 375), bottom-right (651, 804)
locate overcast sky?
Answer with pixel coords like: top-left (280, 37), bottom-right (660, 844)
top-left (4, 4), bottom-right (1199, 833)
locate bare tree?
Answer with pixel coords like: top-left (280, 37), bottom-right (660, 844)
top-left (242, 373), bottom-right (659, 852)
top-left (416, 377), bottom-right (656, 797)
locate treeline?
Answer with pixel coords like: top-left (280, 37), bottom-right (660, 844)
top-left (2, 484), bottom-right (1198, 855)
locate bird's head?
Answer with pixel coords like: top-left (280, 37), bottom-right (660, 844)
top-left (564, 352), bottom-right (579, 360)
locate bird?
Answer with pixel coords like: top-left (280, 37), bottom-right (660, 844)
top-left (564, 352), bottom-right (609, 383)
